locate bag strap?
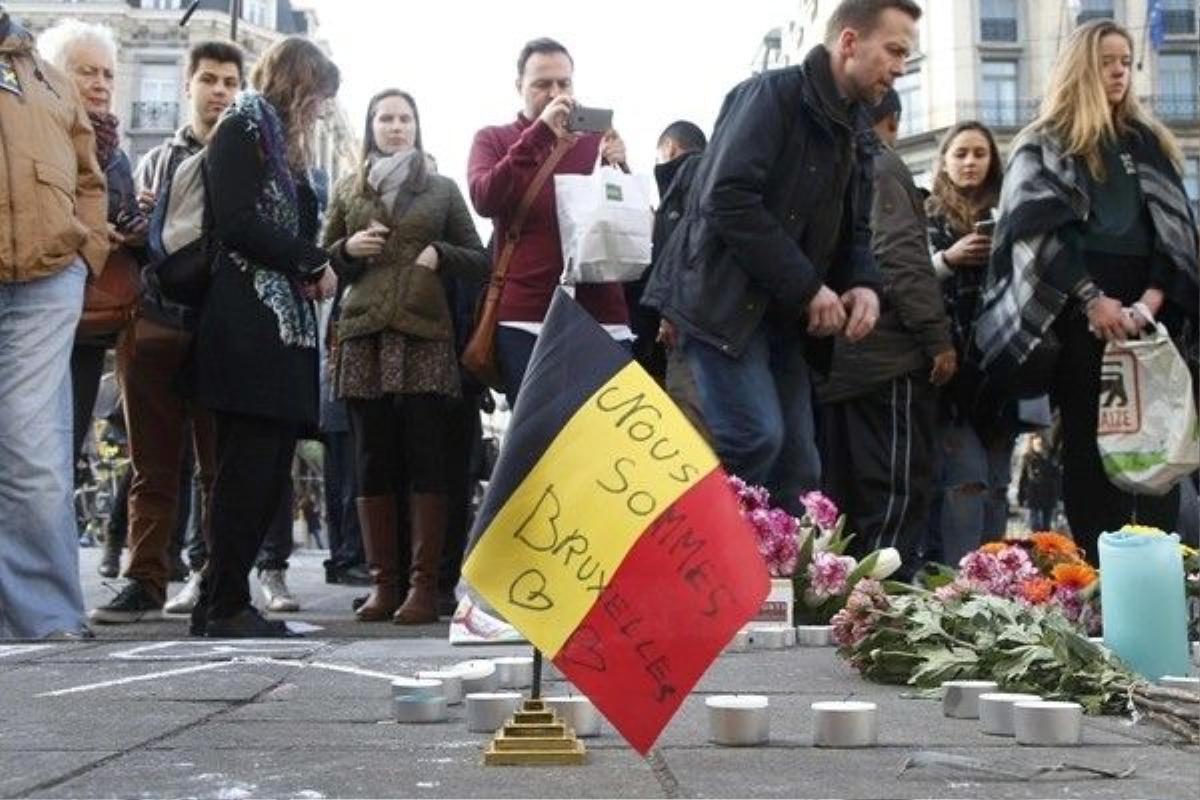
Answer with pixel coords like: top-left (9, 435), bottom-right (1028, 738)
top-left (489, 137), bottom-right (572, 290)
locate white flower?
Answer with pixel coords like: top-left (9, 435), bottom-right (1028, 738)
top-left (868, 548), bottom-right (902, 580)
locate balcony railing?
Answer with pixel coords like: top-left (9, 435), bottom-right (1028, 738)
top-left (131, 101), bottom-right (179, 131)
top-left (1148, 95), bottom-right (1199, 123)
top-left (980, 17), bottom-right (1017, 42)
top-left (958, 98), bottom-right (1040, 129)
top-left (1163, 9), bottom-right (1197, 35)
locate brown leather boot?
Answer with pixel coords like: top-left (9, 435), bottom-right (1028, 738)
top-left (393, 492), bottom-right (445, 625)
top-left (355, 495), bottom-right (400, 621)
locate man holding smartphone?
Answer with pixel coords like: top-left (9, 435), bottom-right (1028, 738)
top-left (468, 37), bottom-right (630, 406)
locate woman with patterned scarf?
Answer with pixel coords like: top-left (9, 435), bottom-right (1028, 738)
top-left (323, 89), bottom-right (488, 625)
top-left (976, 20), bottom-right (1199, 563)
top-left (190, 37), bottom-right (340, 637)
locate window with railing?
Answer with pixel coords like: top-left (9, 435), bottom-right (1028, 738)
top-left (980, 0), bottom-right (1018, 42)
top-left (1157, 53), bottom-right (1198, 121)
top-left (131, 101), bottom-right (179, 130)
top-left (144, 0), bottom-right (181, 9)
top-left (243, 0), bottom-right (277, 29)
top-left (1163, 0), bottom-right (1197, 35)
top-left (895, 69), bottom-right (924, 137)
top-left (979, 59), bottom-right (1021, 127)
top-left (1076, 0), bottom-right (1114, 25)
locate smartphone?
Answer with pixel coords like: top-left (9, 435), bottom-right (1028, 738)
top-left (974, 219), bottom-right (996, 236)
top-left (566, 105), bottom-right (613, 134)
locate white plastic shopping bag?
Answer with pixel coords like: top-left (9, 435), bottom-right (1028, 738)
top-left (555, 163), bottom-right (653, 284)
top-left (1097, 322), bottom-right (1200, 495)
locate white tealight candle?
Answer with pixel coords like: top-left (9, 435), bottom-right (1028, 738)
top-left (706, 695), bottom-right (769, 746)
top-left (465, 691), bottom-right (522, 733)
top-left (1013, 701), bottom-right (1083, 746)
top-left (393, 694), bottom-right (448, 723)
top-left (812, 701), bottom-right (878, 748)
top-left (452, 660), bottom-right (498, 694)
top-left (978, 692), bottom-right (1041, 736)
top-left (942, 680), bottom-right (1000, 719)
top-left (415, 670), bottom-right (463, 705)
top-left (491, 656), bottom-right (534, 689)
top-left (1159, 675), bottom-right (1200, 694)
top-left (543, 695), bottom-right (601, 737)
top-left (748, 625), bottom-right (789, 650)
top-left (795, 625), bottom-right (834, 647)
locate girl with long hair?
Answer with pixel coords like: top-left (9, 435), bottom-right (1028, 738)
top-left (191, 36), bottom-right (340, 637)
top-left (975, 20), bottom-right (1198, 562)
top-left (924, 120), bottom-right (1012, 565)
top-left (323, 89), bottom-right (487, 624)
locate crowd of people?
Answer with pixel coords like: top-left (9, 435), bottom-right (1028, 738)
top-left (0, 0), bottom-right (1195, 640)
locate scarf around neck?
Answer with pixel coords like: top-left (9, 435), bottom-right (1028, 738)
top-left (89, 111), bottom-right (120, 167)
top-left (367, 148), bottom-right (420, 213)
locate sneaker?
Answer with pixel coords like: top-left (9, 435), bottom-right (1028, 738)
top-left (88, 580), bottom-right (163, 624)
top-left (258, 568), bottom-right (299, 612)
top-left (164, 571), bottom-right (203, 614)
top-left (206, 607), bottom-right (301, 639)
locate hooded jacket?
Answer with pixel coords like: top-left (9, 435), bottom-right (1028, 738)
top-left (0, 12), bottom-right (108, 282)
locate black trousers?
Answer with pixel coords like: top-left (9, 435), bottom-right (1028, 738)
top-left (348, 394), bottom-right (448, 496)
top-left (70, 342), bottom-right (107, 465)
top-left (821, 372), bottom-right (936, 579)
top-left (323, 430), bottom-right (364, 570)
top-left (1053, 309), bottom-right (1179, 564)
top-left (255, 480), bottom-right (294, 571)
top-left (439, 394), bottom-right (482, 596)
top-left (202, 411), bottom-right (297, 619)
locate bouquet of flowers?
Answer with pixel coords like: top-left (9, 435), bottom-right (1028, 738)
top-left (728, 477), bottom-right (901, 624)
top-left (829, 580), bottom-right (1199, 743)
top-left (923, 532), bottom-right (1100, 633)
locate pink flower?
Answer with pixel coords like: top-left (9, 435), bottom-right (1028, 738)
top-left (934, 581), bottom-right (969, 603)
top-left (958, 550), bottom-right (1001, 590)
top-left (807, 551), bottom-right (855, 600)
top-left (728, 475), bottom-right (772, 513)
top-left (799, 491), bottom-right (840, 531)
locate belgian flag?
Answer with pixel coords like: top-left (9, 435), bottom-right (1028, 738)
top-left (462, 290), bottom-right (769, 754)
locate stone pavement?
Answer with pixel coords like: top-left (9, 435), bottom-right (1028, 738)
top-left (0, 549), bottom-right (1196, 799)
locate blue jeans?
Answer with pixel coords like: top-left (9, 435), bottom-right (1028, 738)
top-left (682, 324), bottom-right (820, 514)
top-left (0, 262), bottom-right (88, 639)
top-left (934, 420), bottom-right (1014, 566)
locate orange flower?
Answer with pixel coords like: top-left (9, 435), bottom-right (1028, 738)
top-left (1030, 532), bottom-right (1082, 560)
top-left (979, 541), bottom-right (1006, 555)
top-left (1052, 562), bottom-right (1098, 590)
top-left (1018, 577), bottom-right (1055, 605)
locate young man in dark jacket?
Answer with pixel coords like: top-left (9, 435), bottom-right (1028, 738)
top-left (818, 90), bottom-right (956, 578)
top-left (643, 0), bottom-right (919, 513)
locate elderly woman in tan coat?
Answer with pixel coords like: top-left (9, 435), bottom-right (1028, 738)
top-left (323, 88), bottom-right (488, 625)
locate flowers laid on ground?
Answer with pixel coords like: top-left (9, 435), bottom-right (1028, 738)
top-left (922, 531), bottom-right (1099, 633)
top-left (728, 477), bottom-right (901, 624)
top-left (829, 582), bottom-right (1199, 743)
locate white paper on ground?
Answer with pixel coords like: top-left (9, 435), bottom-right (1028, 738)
top-left (285, 621), bottom-right (325, 634)
top-left (447, 595), bottom-right (527, 645)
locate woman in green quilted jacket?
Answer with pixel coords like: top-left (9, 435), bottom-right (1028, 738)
top-left (323, 88), bottom-right (488, 625)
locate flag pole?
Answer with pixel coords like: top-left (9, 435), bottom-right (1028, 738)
top-left (531, 647), bottom-right (543, 699)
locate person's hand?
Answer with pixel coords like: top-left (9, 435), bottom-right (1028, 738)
top-left (538, 95), bottom-right (577, 139)
top-left (137, 190), bottom-right (156, 216)
top-left (943, 233), bottom-right (991, 268)
top-left (345, 221), bottom-right (388, 260)
top-left (1129, 287), bottom-right (1164, 332)
top-left (930, 347), bottom-right (958, 386)
top-left (840, 287), bottom-right (879, 342)
top-left (107, 223), bottom-right (127, 247)
top-left (302, 265), bottom-right (337, 301)
top-left (806, 285), bottom-right (846, 337)
top-left (656, 318), bottom-right (677, 350)
top-left (415, 244), bottom-right (439, 271)
top-left (1086, 295), bottom-right (1137, 342)
top-left (600, 130), bottom-right (627, 168)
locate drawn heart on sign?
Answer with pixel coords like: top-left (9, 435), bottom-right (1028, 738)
top-left (559, 624), bottom-right (606, 672)
top-left (508, 568), bottom-right (554, 611)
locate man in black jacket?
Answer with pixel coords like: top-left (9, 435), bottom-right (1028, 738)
top-left (643, 0), bottom-right (919, 513)
top-left (818, 90), bottom-right (955, 578)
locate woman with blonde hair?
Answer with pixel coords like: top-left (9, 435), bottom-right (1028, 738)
top-left (190, 36), bottom-right (340, 637)
top-left (975, 19), bottom-right (1198, 562)
top-left (323, 89), bottom-right (487, 624)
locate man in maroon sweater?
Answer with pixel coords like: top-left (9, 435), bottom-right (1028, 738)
top-left (468, 37), bottom-right (630, 405)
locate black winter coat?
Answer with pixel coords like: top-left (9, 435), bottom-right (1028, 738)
top-left (643, 45), bottom-right (882, 360)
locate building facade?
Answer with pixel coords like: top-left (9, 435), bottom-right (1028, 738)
top-left (8, 0), bottom-right (355, 184)
top-left (759, 0), bottom-right (1199, 209)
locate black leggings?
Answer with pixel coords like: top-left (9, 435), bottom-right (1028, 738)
top-left (347, 393), bottom-right (448, 496)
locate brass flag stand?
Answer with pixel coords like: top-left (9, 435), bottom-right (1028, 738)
top-left (483, 649), bottom-right (587, 765)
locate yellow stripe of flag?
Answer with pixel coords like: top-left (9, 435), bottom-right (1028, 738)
top-left (462, 361), bottom-right (719, 657)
